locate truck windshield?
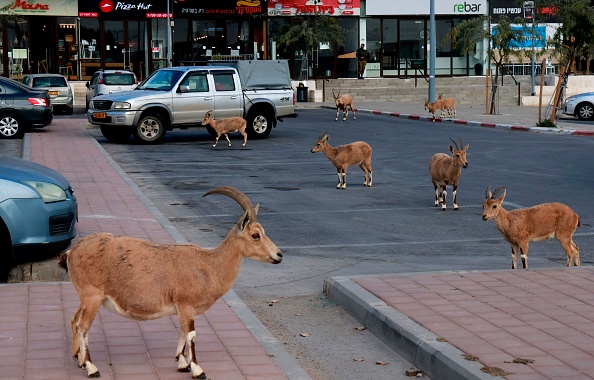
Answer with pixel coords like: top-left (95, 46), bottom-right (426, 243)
top-left (137, 70), bottom-right (183, 91)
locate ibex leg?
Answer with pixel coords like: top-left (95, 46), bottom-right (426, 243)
top-left (452, 185), bottom-right (459, 210)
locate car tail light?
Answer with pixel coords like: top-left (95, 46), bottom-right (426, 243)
top-left (28, 97), bottom-right (48, 106)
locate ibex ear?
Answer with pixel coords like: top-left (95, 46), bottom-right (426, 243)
top-left (238, 210), bottom-right (251, 232)
top-left (498, 189), bottom-right (506, 202)
top-left (323, 134), bottom-right (330, 142)
top-left (464, 144), bottom-right (469, 150)
top-left (254, 203), bottom-right (260, 215)
top-left (449, 145), bottom-right (454, 152)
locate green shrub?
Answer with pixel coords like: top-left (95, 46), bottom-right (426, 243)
top-left (537, 119), bottom-right (557, 128)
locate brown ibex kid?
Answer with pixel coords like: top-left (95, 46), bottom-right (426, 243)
top-left (311, 130), bottom-right (372, 189)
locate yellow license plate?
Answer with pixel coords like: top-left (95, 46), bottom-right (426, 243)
top-left (93, 112), bottom-right (107, 119)
top-left (48, 91), bottom-right (59, 96)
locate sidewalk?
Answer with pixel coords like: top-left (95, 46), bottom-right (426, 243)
top-left (297, 100), bottom-right (594, 136)
top-left (0, 119), bottom-right (309, 380)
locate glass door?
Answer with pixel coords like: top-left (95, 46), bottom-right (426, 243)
top-left (399, 19), bottom-right (425, 77)
top-left (127, 20), bottom-right (147, 80)
top-left (104, 20), bottom-right (125, 70)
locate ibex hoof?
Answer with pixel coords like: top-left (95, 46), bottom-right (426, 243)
top-left (178, 366), bottom-right (191, 373)
top-left (88, 371), bottom-right (101, 378)
top-left (193, 372), bottom-right (207, 379)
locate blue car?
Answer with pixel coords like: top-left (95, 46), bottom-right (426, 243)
top-left (0, 155), bottom-right (77, 281)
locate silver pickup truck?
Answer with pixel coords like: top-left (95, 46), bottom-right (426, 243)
top-left (87, 61), bottom-right (297, 143)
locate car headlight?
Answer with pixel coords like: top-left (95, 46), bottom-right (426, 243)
top-left (22, 181), bottom-right (67, 203)
top-left (113, 102), bottom-right (131, 109)
top-left (89, 100), bottom-right (94, 109)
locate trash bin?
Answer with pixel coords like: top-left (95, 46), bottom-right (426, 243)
top-left (297, 86), bottom-right (308, 102)
top-left (474, 63), bottom-right (483, 76)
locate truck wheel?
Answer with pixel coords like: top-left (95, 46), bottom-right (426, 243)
top-left (100, 126), bottom-right (133, 143)
top-left (247, 109), bottom-right (273, 139)
top-left (576, 103), bottom-right (594, 120)
top-left (135, 113), bottom-right (166, 143)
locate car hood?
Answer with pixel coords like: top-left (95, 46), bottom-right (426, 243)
top-left (0, 155), bottom-right (70, 190)
top-left (94, 89), bottom-right (172, 102)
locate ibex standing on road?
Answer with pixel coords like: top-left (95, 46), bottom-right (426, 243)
top-left (332, 89), bottom-right (356, 121)
top-left (429, 138), bottom-right (469, 210)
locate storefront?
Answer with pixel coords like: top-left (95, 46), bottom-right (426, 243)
top-left (267, 0), bottom-right (361, 79)
top-left (77, 0), bottom-right (171, 81)
top-left (364, 0), bottom-right (488, 78)
top-left (0, 0), bottom-right (78, 79)
top-left (171, 0), bottom-right (267, 66)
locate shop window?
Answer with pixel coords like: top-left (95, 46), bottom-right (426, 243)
top-left (80, 18), bottom-right (100, 80)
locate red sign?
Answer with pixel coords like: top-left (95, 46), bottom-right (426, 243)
top-left (268, 0), bottom-right (360, 16)
top-left (99, 0), bottom-right (114, 13)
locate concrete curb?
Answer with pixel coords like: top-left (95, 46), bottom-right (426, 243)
top-left (324, 276), bottom-right (497, 380)
top-left (357, 108), bottom-right (594, 136)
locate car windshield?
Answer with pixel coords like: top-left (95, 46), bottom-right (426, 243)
top-left (103, 73), bottom-right (136, 86)
top-left (137, 70), bottom-right (183, 91)
top-left (33, 77), bottom-right (67, 87)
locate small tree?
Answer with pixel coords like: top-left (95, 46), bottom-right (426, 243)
top-left (448, 16), bottom-right (525, 114)
top-left (544, 0), bottom-right (594, 73)
top-left (274, 14), bottom-right (344, 80)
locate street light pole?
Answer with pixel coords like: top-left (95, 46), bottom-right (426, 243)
top-left (167, 0), bottom-right (173, 67)
top-left (524, 1), bottom-right (535, 96)
top-left (429, 0), bottom-right (436, 102)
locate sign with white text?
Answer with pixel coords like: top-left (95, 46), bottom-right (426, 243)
top-left (366, 0), bottom-right (487, 16)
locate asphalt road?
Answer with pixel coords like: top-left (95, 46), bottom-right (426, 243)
top-left (79, 108), bottom-right (594, 380)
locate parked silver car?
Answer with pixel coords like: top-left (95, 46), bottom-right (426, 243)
top-left (562, 92), bottom-right (594, 121)
top-left (85, 69), bottom-right (138, 111)
top-left (0, 155), bottom-right (77, 281)
top-left (21, 74), bottom-right (73, 115)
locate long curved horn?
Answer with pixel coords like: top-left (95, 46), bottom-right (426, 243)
top-left (203, 186), bottom-right (256, 221)
top-left (332, 89), bottom-right (337, 99)
top-left (449, 138), bottom-right (459, 150)
top-left (459, 138), bottom-right (465, 150)
top-left (318, 130), bottom-right (328, 140)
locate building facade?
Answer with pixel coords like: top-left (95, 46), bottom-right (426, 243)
top-left (1, 0), bottom-right (552, 81)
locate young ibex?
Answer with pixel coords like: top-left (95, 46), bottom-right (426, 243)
top-left (429, 138), bottom-right (469, 210)
top-left (201, 109), bottom-right (248, 148)
top-left (482, 186), bottom-right (581, 269)
top-left (311, 130), bottom-right (372, 189)
top-left (424, 99), bottom-right (447, 122)
top-left (59, 186), bottom-right (282, 379)
top-left (438, 93), bottom-right (457, 118)
top-left (332, 89), bottom-right (356, 121)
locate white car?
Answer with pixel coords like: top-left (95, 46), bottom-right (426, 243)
top-left (85, 69), bottom-right (138, 111)
top-left (562, 92), bottom-right (594, 120)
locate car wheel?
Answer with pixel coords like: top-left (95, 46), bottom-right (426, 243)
top-left (0, 220), bottom-right (13, 282)
top-left (85, 100), bottom-right (90, 112)
top-left (246, 108), bottom-right (273, 139)
top-left (100, 126), bottom-right (133, 143)
top-left (134, 113), bottom-right (166, 144)
top-left (576, 103), bottom-right (594, 120)
top-left (0, 113), bottom-right (24, 139)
